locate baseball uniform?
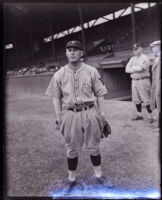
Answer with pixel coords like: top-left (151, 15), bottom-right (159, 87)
top-left (150, 53), bottom-right (161, 112)
top-left (46, 63), bottom-right (108, 158)
top-left (126, 53), bottom-right (151, 105)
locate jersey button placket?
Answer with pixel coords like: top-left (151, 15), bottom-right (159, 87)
top-left (74, 73), bottom-right (79, 100)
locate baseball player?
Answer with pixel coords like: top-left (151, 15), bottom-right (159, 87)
top-left (45, 40), bottom-right (108, 190)
top-left (125, 43), bottom-right (153, 123)
top-left (150, 40), bottom-right (161, 132)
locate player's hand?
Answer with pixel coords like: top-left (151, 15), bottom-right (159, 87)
top-left (100, 116), bottom-right (111, 138)
top-left (132, 65), bottom-right (143, 72)
top-left (55, 120), bottom-right (61, 130)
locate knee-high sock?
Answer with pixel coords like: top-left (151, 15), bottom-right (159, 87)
top-left (67, 157), bottom-right (78, 181)
top-left (90, 154), bottom-right (101, 166)
top-left (158, 112), bottom-right (161, 128)
top-left (135, 103), bottom-right (142, 113)
top-left (90, 154), bottom-right (102, 178)
top-left (68, 170), bottom-right (77, 182)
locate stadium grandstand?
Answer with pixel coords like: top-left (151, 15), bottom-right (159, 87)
top-left (4, 2), bottom-right (161, 99)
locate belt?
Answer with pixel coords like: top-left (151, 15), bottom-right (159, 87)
top-left (132, 77), bottom-right (150, 80)
top-left (67, 104), bottom-right (94, 112)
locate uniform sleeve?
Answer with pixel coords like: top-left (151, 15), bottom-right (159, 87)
top-left (125, 57), bottom-right (134, 73)
top-left (92, 69), bottom-right (108, 97)
top-left (45, 73), bottom-right (62, 99)
top-left (141, 56), bottom-right (150, 70)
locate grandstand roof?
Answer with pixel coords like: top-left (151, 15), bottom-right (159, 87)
top-left (4, 2), bottom-right (130, 39)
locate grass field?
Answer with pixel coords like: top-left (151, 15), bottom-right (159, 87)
top-left (5, 93), bottom-right (160, 198)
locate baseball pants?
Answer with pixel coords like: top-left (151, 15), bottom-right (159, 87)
top-left (132, 79), bottom-right (151, 105)
top-left (60, 106), bottom-right (103, 158)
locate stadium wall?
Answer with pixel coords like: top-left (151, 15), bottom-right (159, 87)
top-left (6, 74), bottom-right (53, 96)
top-left (99, 68), bottom-right (131, 100)
top-left (6, 68), bottom-right (131, 100)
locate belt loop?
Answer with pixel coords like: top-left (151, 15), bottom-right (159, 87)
top-left (74, 108), bottom-right (77, 112)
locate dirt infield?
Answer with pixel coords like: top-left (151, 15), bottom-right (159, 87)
top-left (5, 94), bottom-right (160, 197)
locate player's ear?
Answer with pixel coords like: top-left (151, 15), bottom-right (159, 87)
top-left (65, 48), bottom-right (68, 56)
top-left (81, 50), bottom-right (84, 57)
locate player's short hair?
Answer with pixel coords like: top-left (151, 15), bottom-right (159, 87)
top-left (133, 43), bottom-right (142, 50)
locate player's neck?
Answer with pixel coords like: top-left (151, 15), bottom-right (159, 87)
top-left (68, 61), bottom-right (82, 71)
top-left (136, 53), bottom-right (142, 57)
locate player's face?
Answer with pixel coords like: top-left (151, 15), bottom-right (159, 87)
top-left (133, 47), bottom-right (142, 56)
top-left (66, 47), bottom-right (83, 63)
top-left (151, 46), bottom-right (160, 56)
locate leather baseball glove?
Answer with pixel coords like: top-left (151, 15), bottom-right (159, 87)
top-left (101, 117), bottom-right (111, 138)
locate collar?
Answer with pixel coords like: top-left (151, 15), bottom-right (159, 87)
top-left (65, 62), bottom-right (85, 73)
top-left (135, 53), bottom-right (143, 58)
top-left (157, 52), bottom-right (161, 57)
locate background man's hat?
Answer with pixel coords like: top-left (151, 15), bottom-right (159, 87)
top-left (150, 40), bottom-right (161, 48)
top-left (66, 40), bottom-right (83, 50)
top-left (133, 43), bottom-right (142, 50)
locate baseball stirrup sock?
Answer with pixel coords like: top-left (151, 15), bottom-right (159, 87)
top-left (67, 157), bottom-right (78, 171)
top-left (136, 103), bottom-right (142, 112)
top-left (90, 154), bottom-right (101, 166)
top-left (158, 112), bottom-right (161, 127)
top-left (146, 105), bottom-right (152, 113)
top-left (93, 165), bottom-right (102, 178)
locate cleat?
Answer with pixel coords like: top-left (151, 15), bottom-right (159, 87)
top-left (152, 127), bottom-right (160, 132)
top-left (64, 180), bottom-right (84, 195)
top-left (131, 115), bottom-right (143, 120)
top-left (145, 117), bottom-right (154, 124)
top-left (92, 175), bottom-right (113, 188)
top-left (64, 180), bottom-right (77, 195)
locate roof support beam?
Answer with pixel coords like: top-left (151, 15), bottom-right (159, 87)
top-left (118, 8), bottom-right (128, 18)
top-left (61, 31), bottom-right (68, 36)
top-left (148, 3), bottom-right (151, 9)
top-left (55, 34), bottom-right (59, 39)
top-left (134, 6), bottom-right (143, 10)
top-left (90, 19), bottom-right (98, 27)
top-left (78, 5), bottom-right (87, 60)
top-left (14, 33), bottom-right (20, 68)
top-left (113, 12), bottom-right (115, 20)
top-left (28, 30), bottom-right (35, 66)
top-left (130, 3), bottom-right (137, 44)
top-left (87, 22), bottom-right (89, 29)
top-left (147, 3), bottom-right (153, 41)
top-left (71, 27), bottom-right (77, 34)
top-left (102, 17), bottom-right (109, 21)
top-left (49, 23), bottom-right (57, 61)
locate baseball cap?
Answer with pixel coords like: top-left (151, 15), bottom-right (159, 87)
top-left (66, 40), bottom-right (83, 50)
top-left (133, 43), bottom-right (142, 50)
top-left (150, 40), bottom-right (161, 48)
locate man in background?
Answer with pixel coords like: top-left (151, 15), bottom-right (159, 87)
top-left (150, 40), bottom-right (161, 132)
top-left (125, 43), bottom-right (153, 123)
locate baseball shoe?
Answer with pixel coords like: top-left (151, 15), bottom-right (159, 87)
top-left (131, 115), bottom-right (143, 120)
top-left (145, 117), bottom-right (154, 124)
top-left (64, 180), bottom-right (83, 195)
top-left (152, 127), bottom-right (160, 132)
top-left (92, 175), bottom-right (113, 188)
top-left (64, 180), bottom-right (77, 195)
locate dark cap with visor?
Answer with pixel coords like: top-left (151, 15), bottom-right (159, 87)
top-left (66, 40), bottom-right (83, 50)
top-left (133, 43), bottom-right (142, 50)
